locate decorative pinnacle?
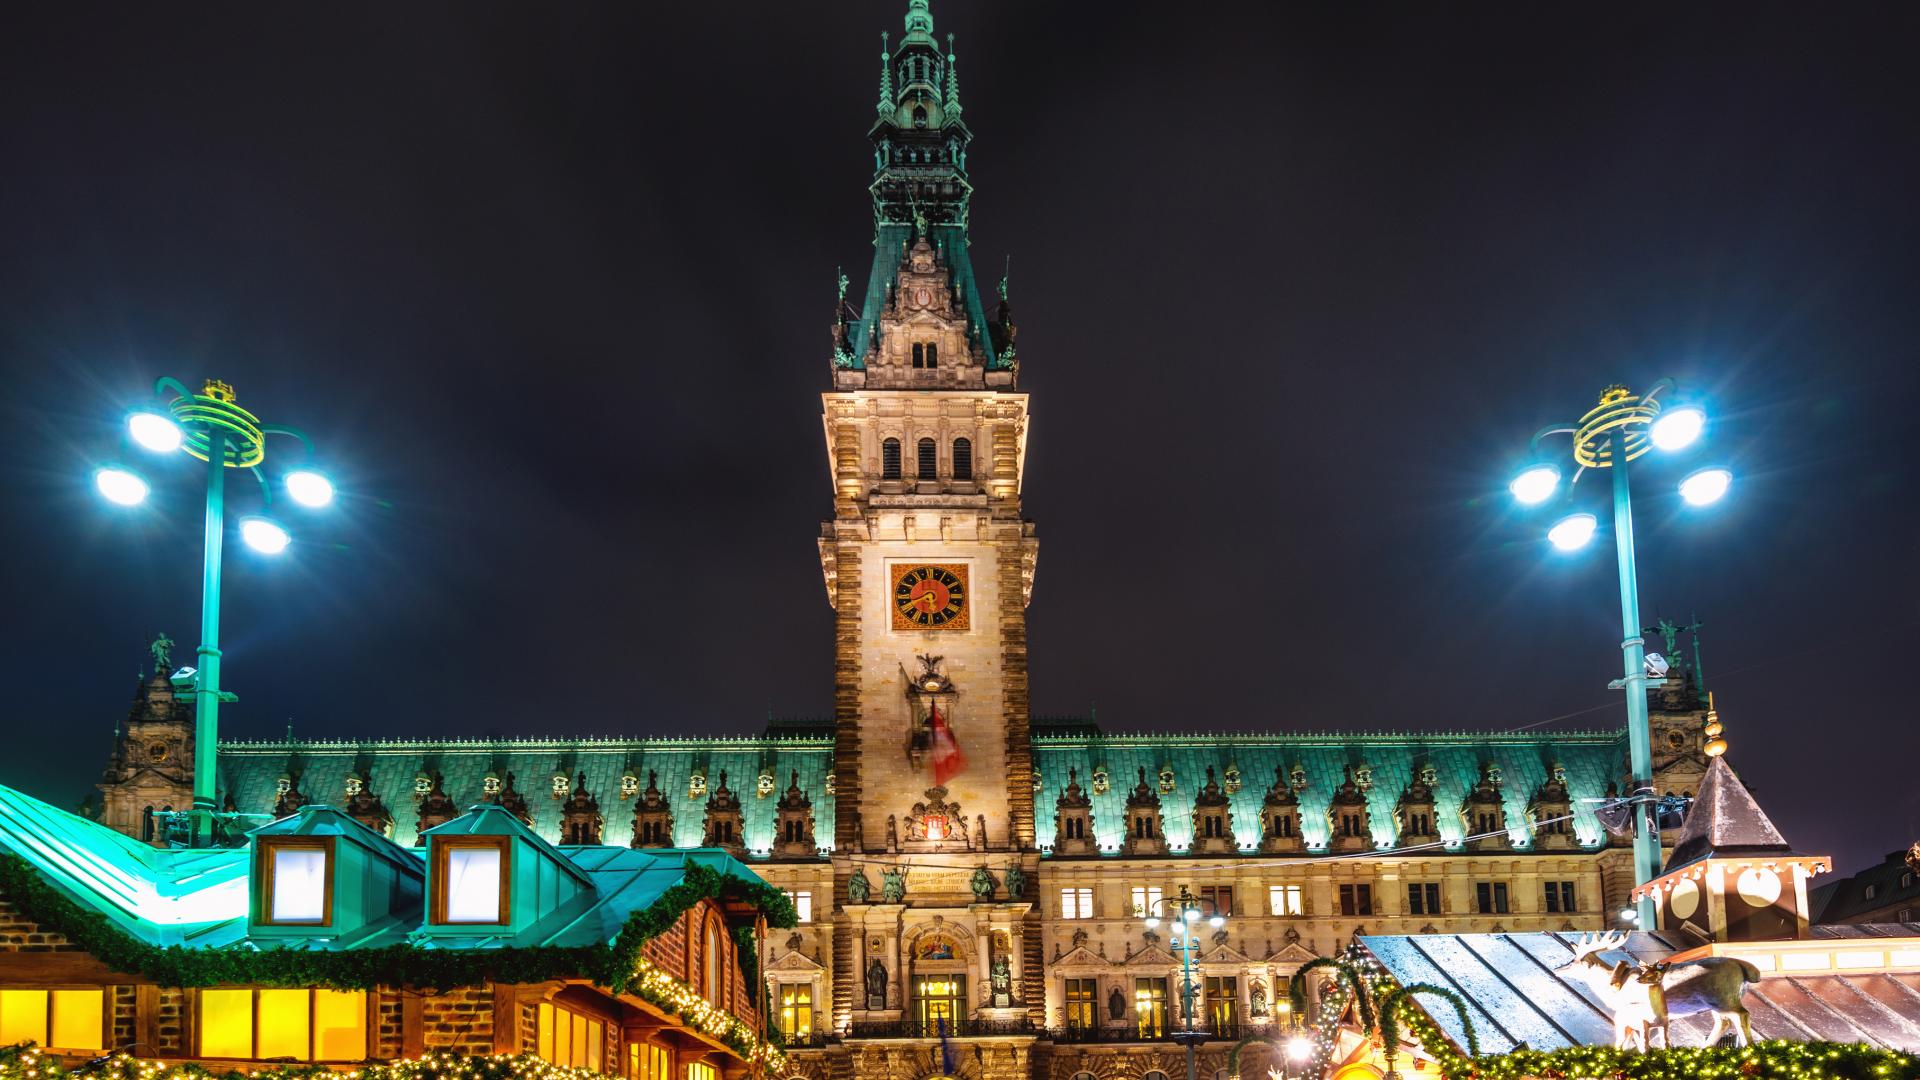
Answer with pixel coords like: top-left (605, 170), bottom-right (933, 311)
top-left (202, 379), bottom-right (236, 403)
top-left (878, 32), bottom-right (892, 114)
top-left (945, 33), bottom-right (962, 115)
top-left (905, 0), bottom-right (933, 41)
top-left (1598, 384), bottom-right (1633, 406)
top-left (1702, 691), bottom-right (1728, 758)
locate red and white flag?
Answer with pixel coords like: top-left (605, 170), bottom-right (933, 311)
top-left (928, 703), bottom-right (965, 786)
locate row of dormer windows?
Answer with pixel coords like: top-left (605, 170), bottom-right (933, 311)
top-left (881, 437), bottom-right (973, 481)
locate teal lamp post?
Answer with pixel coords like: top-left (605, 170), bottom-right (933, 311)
top-left (1506, 382), bottom-right (1731, 928)
top-left (1143, 884), bottom-right (1227, 1080)
top-left (95, 378), bottom-right (333, 846)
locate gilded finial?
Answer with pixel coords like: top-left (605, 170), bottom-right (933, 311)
top-left (1598, 384), bottom-right (1633, 406)
top-left (202, 379), bottom-right (236, 403)
top-left (1702, 691), bottom-right (1728, 758)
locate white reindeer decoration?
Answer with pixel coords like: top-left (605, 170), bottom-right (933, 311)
top-left (1556, 930), bottom-right (1764, 1050)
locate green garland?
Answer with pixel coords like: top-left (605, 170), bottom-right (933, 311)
top-left (1376, 981), bottom-right (1478, 1073)
top-left (0, 852), bottom-right (795, 996)
top-left (1287, 956), bottom-right (1374, 1034)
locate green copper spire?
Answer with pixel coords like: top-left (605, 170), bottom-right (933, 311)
top-left (877, 32), bottom-right (891, 115)
top-left (904, 0), bottom-right (934, 43)
top-left (945, 33), bottom-right (962, 117)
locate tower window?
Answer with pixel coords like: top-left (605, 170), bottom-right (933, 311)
top-left (953, 438), bottom-right (972, 480)
top-left (913, 104), bottom-right (928, 129)
top-left (912, 343), bottom-right (925, 368)
top-left (917, 438), bottom-right (936, 478)
top-left (925, 342), bottom-right (937, 368)
top-left (882, 439), bottom-right (902, 480)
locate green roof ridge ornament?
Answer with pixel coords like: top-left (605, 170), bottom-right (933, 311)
top-left (905, 0), bottom-right (933, 42)
top-left (877, 32), bottom-right (891, 115)
top-left (945, 33), bottom-right (962, 117)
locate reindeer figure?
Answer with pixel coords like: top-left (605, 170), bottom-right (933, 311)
top-left (1556, 931), bottom-right (1764, 1049)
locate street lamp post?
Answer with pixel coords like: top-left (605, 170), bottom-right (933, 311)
top-left (1142, 884), bottom-right (1226, 1080)
top-left (95, 378), bottom-right (333, 846)
top-left (1505, 382), bottom-right (1730, 928)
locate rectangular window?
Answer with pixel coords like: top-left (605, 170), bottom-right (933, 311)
top-left (197, 989), bottom-right (366, 1061)
top-left (1476, 882), bottom-right (1510, 915)
top-left (1134, 977), bottom-right (1167, 1039)
top-left (1544, 881), bottom-right (1576, 914)
top-left (778, 984), bottom-right (813, 1040)
top-left (1130, 886), bottom-right (1162, 918)
top-left (1199, 885), bottom-right (1233, 916)
top-left (1268, 884), bottom-right (1303, 916)
top-left (436, 838), bottom-right (509, 924)
top-left (1337, 883), bottom-right (1373, 916)
top-left (0, 989), bottom-right (105, 1052)
top-left (784, 890), bottom-right (813, 923)
top-left (914, 976), bottom-right (966, 1033)
top-left (688, 1063), bottom-right (717, 1080)
top-left (536, 1002), bottom-right (606, 1070)
top-left (1060, 887), bottom-right (1093, 919)
top-left (262, 838), bottom-right (332, 924)
top-left (1204, 976), bottom-right (1238, 1033)
top-left (640, 1043), bottom-right (671, 1080)
top-left (1064, 978), bottom-right (1097, 1030)
top-left (1407, 883), bottom-right (1441, 916)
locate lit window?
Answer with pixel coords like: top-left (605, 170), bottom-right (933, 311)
top-left (704, 922), bottom-right (726, 1004)
top-left (1064, 978), bottom-right (1097, 1030)
top-left (1060, 887), bottom-right (1093, 919)
top-left (1134, 979), bottom-right (1167, 1039)
top-left (1130, 885), bottom-right (1162, 918)
top-left (689, 1063), bottom-right (718, 1080)
top-left (784, 890), bottom-right (813, 923)
top-left (436, 839), bottom-right (508, 924)
top-left (197, 988), bottom-right (365, 1061)
top-left (0, 989), bottom-right (104, 1051)
top-left (535, 1001), bottom-right (605, 1071)
top-left (630, 1042), bottom-right (671, 1080)
top-left (261, 838), bottom-right (332, 924)
top-left (1268, 885), bottom-right (1302, 916)
top-left (777, 984), bottom-right (813, 1040)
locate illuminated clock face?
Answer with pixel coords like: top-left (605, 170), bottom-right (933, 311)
top-left (891, 564), bottom-right (969, 630)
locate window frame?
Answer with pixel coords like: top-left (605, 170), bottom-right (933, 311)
top-left (916, 437), bottom-right (937, 479)
top-left (881, 438), bottom-right (903, 480)
top-left (431, 835), bottom-right (513, 926)
top-left (1130, 885), bottom-right (1163, 918)
top-left (783, 890), bottom-right (813, 923)
top-left (775, 982), bottom-right (814, 1040)
top-left (1338, 883), bottom-right (1372, 917)
top-left (0, 987), bottom-right (108, 1053)
top-left (1268, 884), bottom-right (1303, 916)
top-left (1199, 885), bottom-right (1233, 916)
top-left (194, 987), bottom-right (368, 1062)
top-left (1475, 881), bottom-right (1510, 915)
top-left (1060, 886), bottom-right (1094, 919)
top-left (1063, 977), bottom-right (1098, 1030)
top-left (256, 836), bottom-right (336, 927)
top-left (1406, 882), bottom-right (1441, 916)
top-left (952, 437), bottom-right (972, 481)
top-left (535, 999), bottom-right (607, 1072)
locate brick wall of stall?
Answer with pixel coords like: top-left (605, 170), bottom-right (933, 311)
top-left (0, 899), bottom-right (82, 951)
top-left (421, 986), bottom-right (494, 1055)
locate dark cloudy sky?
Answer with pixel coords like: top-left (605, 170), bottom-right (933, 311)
top-left (2, 2), bottom-right (1915, 875)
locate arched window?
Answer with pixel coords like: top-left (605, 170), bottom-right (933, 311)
top-left (913, 104), bottom-right (929, 129)
top-left (925, 343), bottom-right (937, 368)
top-left (141, 806), bottom-right (155, 842)
top-left (912, 343), bottom-right (925, 369)
top-left (952, 438), bottom-right (971, 480)
top-left (882, 438), bottom-right (902, 480)
top-left (917, 438), bottom-right (937, 478)
top-left (704, 920), bottom-right (725, 1005)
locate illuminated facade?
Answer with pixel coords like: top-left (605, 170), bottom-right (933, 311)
top-left (87, 3), bottom-right (1719, 1080)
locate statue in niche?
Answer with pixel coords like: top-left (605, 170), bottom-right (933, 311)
top-left (1108, 986), bottom-right (1127, 1022)
top-left (970, 866), bottom-right (996, 903)
top-left (886, 814), bottom-right (899, 851)
top-left (1005, 864), bottom-right (1027, 899)
top-left (880, 866), bottom-right (907, 903)
top-left (848, 868), bottom-right (873, 904)
top-left (1070, 928), bottom-right (1088, 950)
top-left (990, 953), bottom-right (1013, 1006)
top-left (865, 958), bottom-right (888, 1010)
top-left (976, 813), bottom-right (987, 849)
top-left (1249, 980), bottom-right (1268, 1016)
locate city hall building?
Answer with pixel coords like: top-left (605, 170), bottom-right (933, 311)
top-left (92, 4), bottom-right (1714, 1079)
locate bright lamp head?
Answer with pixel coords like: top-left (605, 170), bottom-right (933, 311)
top-left (1508, 463), bottom-right (1561, 505)
top-left (1208, 914), bottom-right (1225, 928)
top-left (284, 469), bottom-right (335, 508)
top-left (239, 516), bottom-right (291, 554)
top-left (1183, 908), bottom-right (1200, 923)
top-left (127, 410), bottom-right (183, 453)
top-left (1678, 467), bottom-right (1731, 506)
top-left (1287, 1035), bottom-right (1314, 1062)
top-left (1649, 405), bottom-right (1706, 451)
top-left (94, 466), bottom-right (150, 506)
top-left (1143, 916), bottom-right (1159, 929)
top-left (1547, 512), bottom-right (1597, 551)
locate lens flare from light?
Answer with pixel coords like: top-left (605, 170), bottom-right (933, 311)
top-left (1208, 914), bottom-right (1225, 928)
top-left (1144, 916), bottom-right (1159, 929)
top-left (240, 516), bottom-right (291, 554)
top-left (284, 469), bottom-right (335, 507)
top-left (1287, 1036), bottom-right (1314, 1062)
top-left (1649, 405), bottom-right (1706, 451)
top-left (1547, 512), bottom-right (1597, 551)
top-left (1183, 908), bottom-right (1200, 923)
top-left (95, 466), bottom-right (150, 506)
top-left (1678, 467), bottom-right (1731, 506)
top-left (1508, 463), bottom-right (1560, 505)
top-left (128, 411), bottom-right (183, 453)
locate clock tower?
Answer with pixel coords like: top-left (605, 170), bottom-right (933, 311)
top-left (819, 0), bottom-right (1042, 1036)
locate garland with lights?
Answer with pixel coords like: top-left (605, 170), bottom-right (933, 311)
top-left (0, 850), bottom-right (791, 1067)
top-left (0, 1046), bottom-right (638, 1080)
top-left (1375, 981), bottom-right (1477, 1074)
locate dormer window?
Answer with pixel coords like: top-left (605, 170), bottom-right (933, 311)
top-left (434, 837), bottom-right (510, 924)
top-left (258, 837), bottom-right (333, 926)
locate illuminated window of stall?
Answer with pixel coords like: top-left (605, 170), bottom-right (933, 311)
top-left (535, 1001), bottom-right (605, 1072)
top-left (258, 836), bottom-right (333, 925)
top-left (0, 989), bottom-right (105, 1052)
top-left (197, 988), bottom-right (366, 1061)
top-left (433, 836), bottom-right (510, 925)
top-left (688, 1062), bottom-right (718, 1080)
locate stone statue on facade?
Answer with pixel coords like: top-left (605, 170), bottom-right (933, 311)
top-left (970, 866), bottom-right (996, 902)
top-left (848, 868), bottom-right (873, 904)
top-left (880, 866), bottom-right (907, 903)
top-left (1004, 864), bottom-right (1027, 899)
top-left (149, 632), bottom-right (174, 674)
top-left (1108, 986), bottom-right (1127, 1021)
top-left (1249, 980), bottom-right (1268, 1016)
top-left (990, 953), bottom-right (1012, 1006)
top-left (865, 958), bottom-right (888, 1010)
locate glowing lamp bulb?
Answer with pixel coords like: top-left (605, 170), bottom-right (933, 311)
top-left (1287, 1036), bottom-right (1314, 1062)
top-left (1679, 467), bottom-right (1732, 506)
top-left (1547, 512), bottom-right (1597, 551)
top-left (128, 411), bottom-right (183, 453)
top-left (1649, 405), bottom-right (1706, 451)
top-left (1144, 916), bottom-right (1159, 929)
top-left (240, 516), bottom-right (291, 554)
top-left (1208, 914), bottom-right (1225, 928)
top-left (1508, 463), bottom-right (1561, 505)
top-left (284, 469), bottom-right (335, 507)
top-left (1183, 908), bottom-right (1200, 923)
top-left (95, 466), bottom-right (149, 506)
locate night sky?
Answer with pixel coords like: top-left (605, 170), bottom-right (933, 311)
top-left (2, 3), bottom-right (1915, 876)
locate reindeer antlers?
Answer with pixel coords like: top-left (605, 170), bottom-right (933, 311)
top-left (1569, 929), bottom-right (1628, 962)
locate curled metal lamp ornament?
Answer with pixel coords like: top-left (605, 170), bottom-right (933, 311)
top-left (1570, 384), bottom-right (1664, 469)
top-left (169, 379), bottom-right (269, 467)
